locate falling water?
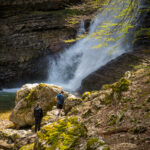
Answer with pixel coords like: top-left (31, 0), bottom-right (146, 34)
top-left (47, 0), bottom-right (139, 91)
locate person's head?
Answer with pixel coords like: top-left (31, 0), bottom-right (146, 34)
top-left (37, 102), bottom-right (40, 107)
top-left (61, 91), bottom-right (64, 94)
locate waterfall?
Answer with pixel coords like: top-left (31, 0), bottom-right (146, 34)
top-left (47, 0), bottom-right (139, 91)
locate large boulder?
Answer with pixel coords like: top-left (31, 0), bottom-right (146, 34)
top-left (10, 83), bottom-right (64, 128)
top-left (10, 83), bottom-right (82, 128)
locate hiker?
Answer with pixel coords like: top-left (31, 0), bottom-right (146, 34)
top-left (34, 102), bottom-right (43, 133)
top-left (56, 91), bottom-right (65, 116)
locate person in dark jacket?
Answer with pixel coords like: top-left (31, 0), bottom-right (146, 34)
top-left (34, 102), bottom-right (43, 133)
top-left (56, 91), bottom-right (65, 116)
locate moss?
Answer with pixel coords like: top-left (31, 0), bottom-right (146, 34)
top-left (103, 98), bottom-right (111, 105)
top-left (102, 77), bottom-right (130, 102)
top-left (42, 115), bottom-right (50, 122)
top-left (69, 98), bottom-right (82, 101)
top-left (102, 84), bottom-right (113, 90)
top-left (38, 83), bottom-right (47, 90)
top-left (82, 92), bottom-right (91, 99)
top-left (86, 137), bottom-right (105, 150)
top-left (37, 116), bottom-right (87, 150)
top-left (106, 127), bottom-right (117, 132)
top-left (102, 147), bottom-right (110, 150)
top-left (112, 77), bottom-right (130, 93)
top-left (25, 88), bottom-right (37, 107)
top-left (19, 143), bottom-right (34, 150)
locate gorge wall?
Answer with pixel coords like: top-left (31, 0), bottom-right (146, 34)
top-left (0, 0), bottom-right (92, 89)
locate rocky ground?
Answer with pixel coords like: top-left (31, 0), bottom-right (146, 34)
top-left (0, 49), bottom-right (149, 150)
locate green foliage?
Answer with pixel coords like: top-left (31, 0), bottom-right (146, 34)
top-left (19, 143), bottom-right (34, 150)
top-left (65, 0), bottom-right (140, 55)
top-left (37, 116), bottom-right (87, 150)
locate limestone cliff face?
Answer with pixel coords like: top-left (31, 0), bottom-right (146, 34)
top-left (0, 0), bottom-right (85, 88)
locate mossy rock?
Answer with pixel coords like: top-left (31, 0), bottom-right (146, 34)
top-left (10, 83), bottom-right (64, 128)
top-left (112, 77), bottom-right (130, 93)
top-left (19, 143), bottom-right (34, 150)
top-left (35, 116), bottom-right (87, 150)
top-left (86, 137), bottom-right (105, 150)
top-left (64, 96), bottom-right (83, 114)
top-left (102, 77), bottom-right (130, 94)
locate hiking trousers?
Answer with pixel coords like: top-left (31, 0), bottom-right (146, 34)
top-left (35, 118), bottom-right (42, 133)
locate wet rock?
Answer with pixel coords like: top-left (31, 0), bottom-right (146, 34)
top-left (0, 0), bottom-right (84, 88)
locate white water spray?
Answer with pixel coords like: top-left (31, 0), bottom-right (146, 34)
top-left (47, 0), bottom-right (139, 91)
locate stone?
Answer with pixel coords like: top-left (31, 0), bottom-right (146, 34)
top-left (113, 143), bottom-right (137, 150)
top-left (64, 94), bottom-right (82, 114)
top-left (0, 140), bottom-right (14, 150)
top-left (10, 83), bottom-right (64, 128)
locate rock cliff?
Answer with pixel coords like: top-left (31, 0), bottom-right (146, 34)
top-left (0, 0), bottom-right (94, 89)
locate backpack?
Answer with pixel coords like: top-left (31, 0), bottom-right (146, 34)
top-left (60, 94), bottom-right (65, 104)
